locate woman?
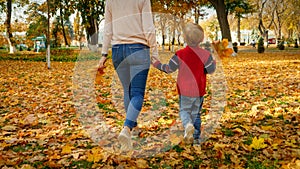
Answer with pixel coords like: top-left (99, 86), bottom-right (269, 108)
top-left (98, 0), bottom-right (158, 151)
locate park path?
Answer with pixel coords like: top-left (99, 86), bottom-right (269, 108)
top-left (0, 50), bottom-right (299, 168)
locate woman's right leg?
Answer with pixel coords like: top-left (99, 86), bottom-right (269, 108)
top-left (112, 44), bottom-right (150, 130)
top-left (112, 44), bottom-right (131, 120)
top-left (112, 44), bottom-right (133, 151)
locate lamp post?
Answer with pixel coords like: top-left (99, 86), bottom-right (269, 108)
top-left (46, 0), bottom-right (51, 69)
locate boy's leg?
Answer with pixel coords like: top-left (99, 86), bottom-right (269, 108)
top-left (179, 95), bottom-right (193, 128)
top-left (180, 95), bottom-right (195, 144)
top-left (191, 97), bottom-right (204, 143)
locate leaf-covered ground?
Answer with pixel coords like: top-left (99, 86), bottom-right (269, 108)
top-left (0, 48), bottom-right (299, 168)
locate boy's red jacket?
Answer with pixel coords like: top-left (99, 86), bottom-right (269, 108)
top-left (176, 46), bottom-right (211, 97)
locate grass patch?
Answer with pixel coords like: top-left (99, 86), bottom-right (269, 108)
top-left (222, 128), bottom-right (235, 137)
top-left (173, 145), bottom-right (184, 153)
top-left (97, 103), bottom-right (117, 112)
top-left (0, 48), bottom-right (105, 62)
top-left (183, 158), bottom-right (203, 168)
top-left (70, 160), bottom-right (93, 168)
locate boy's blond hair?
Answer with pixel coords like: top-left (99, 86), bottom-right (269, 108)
top-left (183, 22), bottom-right (204, 47)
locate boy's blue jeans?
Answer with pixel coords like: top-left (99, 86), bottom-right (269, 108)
top-left (179, 95), bottom-right (204, 140)
top-left (112, 44), bottom-right (150, 130)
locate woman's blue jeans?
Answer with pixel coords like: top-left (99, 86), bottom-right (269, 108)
top-left (179, 95), bottom-right (204, 140)
top-left (112, 44), bottom-right (150, 130)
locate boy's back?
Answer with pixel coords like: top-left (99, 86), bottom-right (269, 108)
top-left (176, 46), bottom-right (211, 97)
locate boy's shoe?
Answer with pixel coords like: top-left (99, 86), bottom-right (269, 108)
top-left (193, 139), bottom-right (201, 146)
top-left (184, 123), bottom-right (194, 144)
top-left (118, 126), bottom-right (132, 151)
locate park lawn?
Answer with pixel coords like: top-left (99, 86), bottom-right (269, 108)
top-left (0, 49), bottom-right (299, 168)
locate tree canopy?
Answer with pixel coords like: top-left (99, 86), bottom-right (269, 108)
top-left (0, 0), bottom-right (299, 51)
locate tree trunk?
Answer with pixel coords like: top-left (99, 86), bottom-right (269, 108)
top-left (177, 34), bottom-right (181, 49)
top-left (209, 0), bottom-right (236, 56)
top-left (162, 34), bottom-right (165, 52)
top-left (171, 15), bottom-right (176, 52)
top-left (209, 0), bottom-right (232, 42)
top-left (237, 17), bottom-right (241, 43)
top-left (258, 0), bottom-right (275, 48)
top-left (171, 37), bottom-right (175, 52)
top-left (276, 15), bottom-right (282, 39)
top-left (86, 15), bottom-right (98, 51)
top-left (194, 6), bottom-right (199, 24)
top-left (46, 0), bottom-right (51, 69)
top-left (53, 25), bottom-right (58, 48)
top-left (258, 0), bottom-right (267, 36)
top-left (60, 6), bottom-right (69, 47)
top-left (258, 19), bottom-right (265, 36)
top-left (5, 0), bottom-right (15, 54)
top-left (215, 26), bottom-right (218, 40)
top-left (265, 30), bottom-right (269, 48)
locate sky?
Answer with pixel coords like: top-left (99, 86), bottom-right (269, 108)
top-left (0, 0), bottom-right (45, 24)
top-left (0, 4), bottom-right (26, 24)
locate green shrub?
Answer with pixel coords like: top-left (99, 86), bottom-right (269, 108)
top-left (257, 37), bottom-right (265, 53)
top-left (277, 40), bottom-right (285, 50)
top-left (295, 39), bottom-right (299, 48)
top-left (233, 42), bottom-right (238, 53)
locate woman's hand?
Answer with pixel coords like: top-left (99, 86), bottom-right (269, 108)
top-left (98, 56), bottom-right (107, 69)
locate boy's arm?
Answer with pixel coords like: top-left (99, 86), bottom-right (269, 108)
top-left (153, 54), bottom-right (179, 74)
top-left (204, 54), bottom-right (216, 74)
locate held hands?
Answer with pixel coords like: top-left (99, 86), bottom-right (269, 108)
top-left (151, 56), bottom-right (162, 70)
top-left (151, 55), bottom-right (159, 65)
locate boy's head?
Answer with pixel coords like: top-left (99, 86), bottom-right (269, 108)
top-left (183, 22), bottom-right (204, 47)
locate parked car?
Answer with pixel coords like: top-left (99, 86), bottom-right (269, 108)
top-left (268, 38), bottom-right (276, 44)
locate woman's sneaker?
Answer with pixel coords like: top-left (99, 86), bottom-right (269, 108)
top-left (118, 126), bottom-right (132, 151)
top-left (184, 123), bottom-right (194, 144)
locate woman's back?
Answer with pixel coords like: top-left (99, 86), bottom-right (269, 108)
top-left (103, 0), bottom-right (155, 47)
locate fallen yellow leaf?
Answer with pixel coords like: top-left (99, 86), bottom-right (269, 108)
top-left (87, 147), bottom-right (103, 163)
top-left (261, 126), bottom-right (273, 131)
top-left (61, 144), bottom-right (74, 154)
top-left (213, 143), bottom-right (227, 150)
top-left (222, 39), bottom-right (229, 48)
top-left (241, 125), bottom-right (251, 131)
top-left (250, 136), bottom-right (267, 150)
top-left (285, 139), bottom-right (298, 148)
top-left (169, 134), bottom-right (182, 145)
top-left (135, 159), bottom-right (149, 169)
top-left (20, 164), bottom-right (35, 169)
top-left (182, 152), bottom-right (195, 161)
